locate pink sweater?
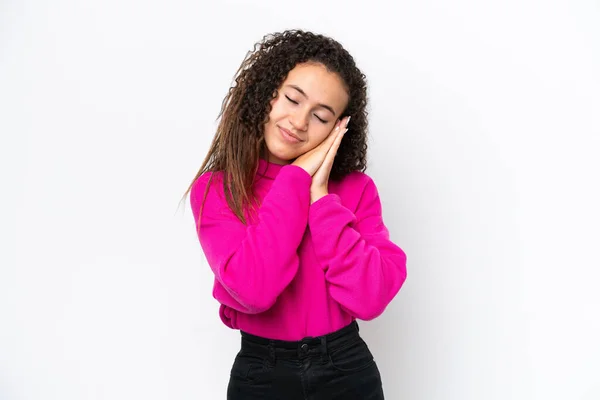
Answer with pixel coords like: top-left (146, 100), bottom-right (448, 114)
top-left (190, 159), bottom-right (407, 341)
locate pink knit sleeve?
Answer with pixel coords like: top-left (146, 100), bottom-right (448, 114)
top-left (190, 165), bottom-right (311, 314)
top-left (308, 175), bottom-right (407, 320)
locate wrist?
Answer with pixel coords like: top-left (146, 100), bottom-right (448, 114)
top-left (310, 188), bottom-right (328, 204)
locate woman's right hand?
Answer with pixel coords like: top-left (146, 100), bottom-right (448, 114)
top-left (292, 119), bottom-right (345, 176)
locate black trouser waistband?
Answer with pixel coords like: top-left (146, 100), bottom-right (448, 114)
top-left (239, 321), bottom-right (361, 360)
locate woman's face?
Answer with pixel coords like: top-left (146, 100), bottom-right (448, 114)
top-left (263, 62), bottom-right (349, 165)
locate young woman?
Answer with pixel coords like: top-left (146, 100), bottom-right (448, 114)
top-left (184, 30), bottom-right (407, 399)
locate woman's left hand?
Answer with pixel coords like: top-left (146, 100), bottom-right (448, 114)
top-left (310, 116), bottom-right (350, 204)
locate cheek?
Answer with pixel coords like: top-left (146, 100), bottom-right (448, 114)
top-left (268, 97), bottom-right (287, 120)
top-left (306, 127), bottom-right (333, 149)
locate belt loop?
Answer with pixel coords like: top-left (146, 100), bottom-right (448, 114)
top-left (320, 336), bottom-right (328, 359)
top-left (268, 340), bottom-right (276, 365)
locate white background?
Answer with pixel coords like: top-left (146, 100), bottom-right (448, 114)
top-left (1, 0), bottom-right (599, 399)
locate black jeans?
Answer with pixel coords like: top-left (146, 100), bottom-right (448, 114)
top-left (227, 321), bottom-right (384, 399)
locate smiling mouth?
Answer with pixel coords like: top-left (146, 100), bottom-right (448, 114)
top-left (278, 126), bottom-right (303, 143)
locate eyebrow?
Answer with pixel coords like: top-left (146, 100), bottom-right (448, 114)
top-left (285, 84), bottom-right (337, 117)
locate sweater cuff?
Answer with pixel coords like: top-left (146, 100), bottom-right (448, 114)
top-left (309, 193), bottom-right (355, 230)
top-left (309, 193), bottom-right (342, 213)
top-left (279, 164), bottom-right (312, 187)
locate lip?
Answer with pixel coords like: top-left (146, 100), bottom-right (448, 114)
top-left (278, 126), bottom-right (303, 143)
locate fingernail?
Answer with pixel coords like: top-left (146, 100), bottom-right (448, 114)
top-left (346, 116), bottom-right (351, 128)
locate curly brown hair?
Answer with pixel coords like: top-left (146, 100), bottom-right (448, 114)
top-left (182, 29), bottom-right (369, 224)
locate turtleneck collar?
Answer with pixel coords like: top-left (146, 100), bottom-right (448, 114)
top-left (257, 158), bottom-right (286, 179)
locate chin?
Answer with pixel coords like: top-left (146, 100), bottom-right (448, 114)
top-left (266, 147), bottom-right (297, 164)
top-left (264, 134), bottom-right (300, 164)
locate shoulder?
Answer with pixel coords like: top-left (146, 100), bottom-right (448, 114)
top-left (190, 170), bottom-right (226, 215)
top-left (191, 170), bottom-right (220, 198)
top-left (335, 170), bottom-right (379, 195)
top-left (330, 170), bottom-right (381, 213)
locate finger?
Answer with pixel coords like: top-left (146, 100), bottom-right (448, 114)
top-left (333, 119), bottom-right (343, 133)
top-left (320, 128), bottom-right (346, 171)
top-left (304, 129), bottom-right (337, 157)
top-left (330, 127), bottom-right (346, 158)
top-left (324, 119), bottom-right (343, 140)
top-left (317, 124), bottom-right (342, 154)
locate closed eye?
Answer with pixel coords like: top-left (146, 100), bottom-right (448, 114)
top-left (314, 115), bottom-right (327, 123)
top-left (285, 95), bottom-right (298, 105)
top-left (286, 96), bottom-right (328, 123)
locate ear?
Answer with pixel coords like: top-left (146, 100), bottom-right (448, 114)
top-left (269, 90), bottom-right (279, 105)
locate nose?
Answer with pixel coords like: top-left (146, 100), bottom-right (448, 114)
top-left (290, 109), bottom-right (309, 132)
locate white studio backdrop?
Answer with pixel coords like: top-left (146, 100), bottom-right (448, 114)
top-left (1, 0), bottom-right (599, 399)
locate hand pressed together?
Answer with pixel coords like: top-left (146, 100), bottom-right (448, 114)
top-left (291, 116), bottom-right (350, 204)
